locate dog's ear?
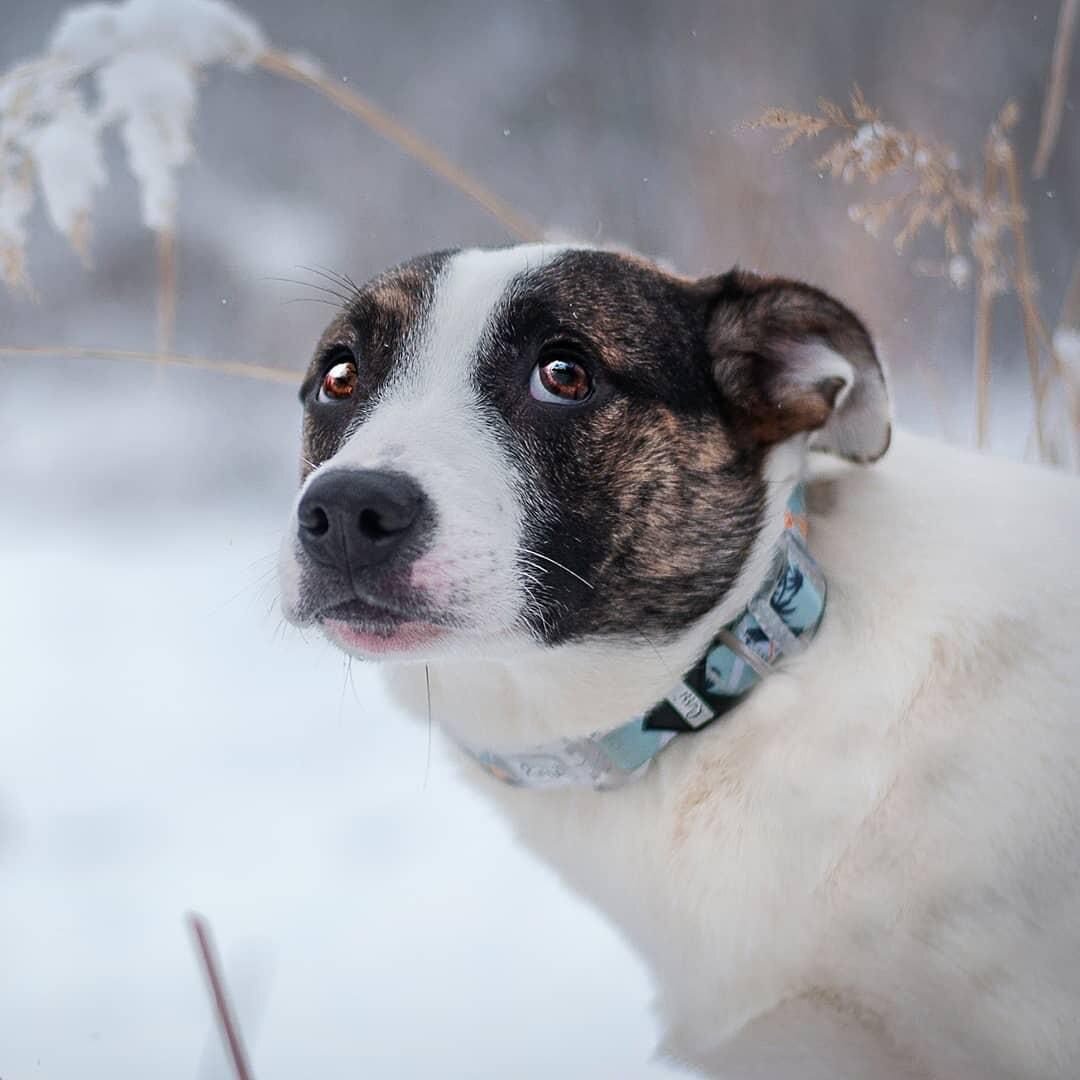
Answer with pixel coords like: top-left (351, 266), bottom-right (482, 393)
top-left (700, 269), bottom-right (891, 463)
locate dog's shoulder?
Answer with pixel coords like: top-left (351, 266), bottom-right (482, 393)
top-left (660, 432), bottom-right (1080, 1076)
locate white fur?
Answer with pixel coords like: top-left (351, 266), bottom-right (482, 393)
top-left (382, 432), bottom-right (1080, 1078)
top-left (282, 246), bottom-right (1080, 1076)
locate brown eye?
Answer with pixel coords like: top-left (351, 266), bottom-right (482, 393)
top-left (529, 355), bottom-right (592, 404)
top-left (318, 358), bottom-right (358, 402)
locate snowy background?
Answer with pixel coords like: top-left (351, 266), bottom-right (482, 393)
top-left (1, 1), bottom-right (1077, 1077)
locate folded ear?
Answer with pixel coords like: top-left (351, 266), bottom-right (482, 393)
top-left (701, 269), bottom-right (891, 463)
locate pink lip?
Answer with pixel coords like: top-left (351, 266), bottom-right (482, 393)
top-left (322, 618), bottom-right (446, 656)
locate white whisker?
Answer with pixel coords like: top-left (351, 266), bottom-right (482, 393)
top-left (519, 548), bottom-right (595, 590)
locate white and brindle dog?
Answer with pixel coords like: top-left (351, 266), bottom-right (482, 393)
top-left (279, 244), bottom-right (1080, 1079)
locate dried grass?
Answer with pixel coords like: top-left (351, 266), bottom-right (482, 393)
top-left (3, 3), bottom-right (1077, 462)
top-left (1033, 0), bottom-right (1079, 179)
top-left (257, 48), bottom-right (539, 243)
top-left (1, 11), bottom-right (538, 386)
top-left (0, 343), bottom-right (301, 384)
top-left (751, 89), bottom-right (1079, 465)
top-left (1061, 252), bottom-right (1080, 330)
top-left (155, 228), bottom-right (177, 356)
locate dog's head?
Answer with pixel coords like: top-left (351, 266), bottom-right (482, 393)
top-left (279, 244), bottom-right (889, 661)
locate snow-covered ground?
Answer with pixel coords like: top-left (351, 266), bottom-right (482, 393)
top-left (0, 362), bottom-right (684, 1079)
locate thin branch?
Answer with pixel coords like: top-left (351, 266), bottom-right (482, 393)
top-left (1033, 0), bottom-right (1079, 178)
top-left (1000, 142), bottom-right (1051, 458)
top-left (1060, 250), bottom-right (1080, 329)
top-left (0, 344), bottom-right (301, 385)
top-left (188, 913), bottom-right (256, 1080)
top-left (257, 48), bottom-right (541, 242)
top-left (973, 278), bottom-right (996, 448)
top-left (974, 135), bottom-right (1000, 448)
top-left (156, 228), bottom-right (177, 355)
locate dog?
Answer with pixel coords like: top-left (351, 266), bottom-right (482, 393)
top-left (278, 243), bottom-right (1080, 1079)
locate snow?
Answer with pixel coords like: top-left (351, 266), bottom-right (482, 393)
top-left (50, 0), bottom-right (265, 69)
top-left (98, 50), bottom-right (197, 231)
top-left (1055, 328), bottom-right (1080, 375)
top-left (0, 0), bottom-right (268, 267)
top-left (851, 121), bottom-right (884, 152)
top-left (947, 254), bottom-right (971, 289)
top-left (0, 156), bottom-right (34, 257)
top-left (23, 92), bottom-right (107, 239)
top-left (0, 365), bottom-right (682, 1079)
top-left (49, 2), bottom-right (128, 68)
top-left (280, 51), bottom-right (325, 81)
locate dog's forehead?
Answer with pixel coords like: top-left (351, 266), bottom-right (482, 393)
top-left (309, 249), bottom-right (453, 361)
top-left (310, 244), bottom-right (691, 380)
top-left (417, 244), bottom-right (573, 375)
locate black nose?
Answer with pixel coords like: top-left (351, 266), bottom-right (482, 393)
top-left (297, 469), bottom-right (426, 570)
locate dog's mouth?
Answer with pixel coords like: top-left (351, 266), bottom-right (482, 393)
top-left (317, 595), bottom-right (449, 657)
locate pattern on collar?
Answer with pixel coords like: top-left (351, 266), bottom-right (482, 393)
top-left (457, 485), bottom-right (826, 791)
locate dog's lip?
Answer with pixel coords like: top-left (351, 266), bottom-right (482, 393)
top-left (316, 594), bottom-right (450, 655)
top-left (318, 593), bottom-right (422, 625)
top-left (323, 617), bottom-right (447, 656)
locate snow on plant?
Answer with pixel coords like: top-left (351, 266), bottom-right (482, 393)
top-left (750, 89), bottom-right (1022, 290)
top-left (0, 0), bottom-right (530, 375)
top-left (0, 0), bottom-right (265, 288)
top-left (751, 88), bottom-right (1079, 464)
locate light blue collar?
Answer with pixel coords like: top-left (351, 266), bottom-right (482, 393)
top-left (458, 486), bottom-right (826, 790)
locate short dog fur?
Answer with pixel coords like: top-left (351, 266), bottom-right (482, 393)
top-left (279, 244), bottom-right (1080, 1079)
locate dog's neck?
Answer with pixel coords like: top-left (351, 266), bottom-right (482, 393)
top-left (386, 445), bottom-right (812, 777)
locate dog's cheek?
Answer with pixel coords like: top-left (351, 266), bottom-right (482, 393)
top-left (541, 404), bottom-right (764, 640)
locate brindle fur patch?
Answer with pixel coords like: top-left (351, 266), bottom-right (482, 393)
top-left (299, 251), bottom-right (453, 476)
top-left (471, 249), bottom-right (767, 643)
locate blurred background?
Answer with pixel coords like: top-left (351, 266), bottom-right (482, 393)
top-left (1, 1), bottom-right (1076, 1077)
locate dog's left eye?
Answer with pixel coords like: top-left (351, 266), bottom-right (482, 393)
top-left (529, 354), bottom-right (593, 405)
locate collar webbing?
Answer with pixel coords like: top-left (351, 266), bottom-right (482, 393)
top-left (459, 485), bottom-right (826, 791)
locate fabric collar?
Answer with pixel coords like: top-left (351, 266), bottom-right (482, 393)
top-left (456, 485), bottom-right (826, 791)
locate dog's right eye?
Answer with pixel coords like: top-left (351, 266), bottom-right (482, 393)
top-left (317, 351), bottom-right (358, 403)
top-left (529, 351), bottom-right (593, 405)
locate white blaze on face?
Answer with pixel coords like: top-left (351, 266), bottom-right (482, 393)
top-left (284, 243), bottom-right (568, 638)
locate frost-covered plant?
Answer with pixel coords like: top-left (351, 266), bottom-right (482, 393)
top-left (0, 0), bottom-right (532, 378)
top-left (750, 90), bottom-right (1023, 292)
top-left (0, 0), bottom-right (265, 288)
top-left (751, 89), bottom-right (1079, 465)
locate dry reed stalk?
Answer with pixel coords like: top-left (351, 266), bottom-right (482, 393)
top-left (256, 48), bottom-right (540, 243)
top-left (2, 15), bottom-right (543, 389)
top-left (0, 344), bottom-right (301, 385)
top-left (973, 270), bottom-right (996, 447)
top-left (155, 228), bottom-right (177, 356)
top-left (974, 130), bottom-right (1001, 447)
top-left (188, 913), bottom-right (256, 1080)
top-left (1033, 0), bottom-right (1079, 179)
top-left (1061, 252), bottom-right (1080, 329)
top-left (751, 92), bottom-right (1079, 463)
top-left (1000, 140), bottom-right (1051, 458)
